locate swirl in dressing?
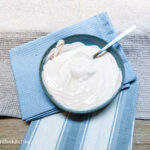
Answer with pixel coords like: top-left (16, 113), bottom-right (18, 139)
top-left (42, 40), bottom-right (122, 110)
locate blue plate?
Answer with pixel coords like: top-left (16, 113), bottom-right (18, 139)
top-left (39, 34), bottom-right (125, 114)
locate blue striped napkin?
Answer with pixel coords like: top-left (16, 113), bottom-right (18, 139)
top-left (20, 80), bottom-right (138, 150)
top-left (9, 12), bottom-right (136, 122)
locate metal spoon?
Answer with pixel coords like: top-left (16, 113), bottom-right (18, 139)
top-left (93, 25), bottom-right (136, 58)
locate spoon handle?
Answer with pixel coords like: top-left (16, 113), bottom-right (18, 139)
top-left (93, 25), bottom-right (136, 58)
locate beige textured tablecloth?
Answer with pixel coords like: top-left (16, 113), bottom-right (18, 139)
top-left (0, 32), bottom-right (150, 119)
top-left (0, 0), bottom-right (150, 33)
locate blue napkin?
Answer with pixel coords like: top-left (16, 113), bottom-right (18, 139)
top-left (20, 80), bottom-right (138, 150)
top-left (9, 12), bottom-right (136, 122)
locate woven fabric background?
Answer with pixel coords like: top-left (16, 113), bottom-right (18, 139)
top-left (0, 32), bottom-right (149, 119)
top-left (0, 0), bottom-right (150, 33)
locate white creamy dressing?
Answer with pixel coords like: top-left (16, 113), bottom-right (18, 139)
top-left (42, 40), bottom-right (122, 110)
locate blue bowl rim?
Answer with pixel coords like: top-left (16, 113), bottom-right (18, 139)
top-left (39, 34), bottom-right (125, 114)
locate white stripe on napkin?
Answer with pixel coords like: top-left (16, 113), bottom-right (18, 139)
top-left (82, 93), bottom-right (120, 150)
top-left (28, 113), bottom-right (66, 150)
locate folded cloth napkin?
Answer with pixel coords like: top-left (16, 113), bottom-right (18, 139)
top-left (9, 12), bottom-right (136, 122)
top-left (20, 80), bottom-right (138, 150)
